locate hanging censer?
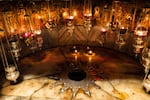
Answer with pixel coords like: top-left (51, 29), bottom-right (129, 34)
top-left (0, 29), bottom-right (20, 83)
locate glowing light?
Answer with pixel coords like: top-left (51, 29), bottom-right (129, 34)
top-left (84, 13), bottom-right (92, 17)
top-left (136, 30), bottom-right (147, 37)
top-left (145, 16), bottom-right (149, 21)
top-left (48, 18), bottom-right (54, 22)
top-left (34, 30), bottom-right (41, 35)
top-left (121, 27), bottom-right (125, 29)
top-left (101, 28), bottom-right (107, 33)
top-left (68, 16), bottom-right (74, 20)
top-left (135, 26), bottom-right (148, 37)
top-left (37, 15), bottom-right (42, 19)
top-left (73, 10), bottom-right (77, 17)
top-left (88, 50), bottom-right (93, 55)
top-left (74, 49), bottom-right (78, 53)
top-left (63, 11), bottom-right (69, 19)
top-left (21, 27), bottom-right (25, 32)
top-left (10, 28), bottom-right (15, 34)
top-left (22, 32), bottom-right (31, 38)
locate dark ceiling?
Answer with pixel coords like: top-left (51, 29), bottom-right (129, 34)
top-left (0, 0), bottom-right (149, 10)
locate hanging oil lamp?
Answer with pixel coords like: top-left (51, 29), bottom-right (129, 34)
top-left (97, 27), bottom-right (108, 47)
top-left (133, 25), bottom-right (148, 57)
top-left (142, 38), bottom-right (150, 93)
top-left (63, 0), bottom-right (75, 48)
top-left (142, 47), bottom-right (150, 73)
top-left (84, 0), bottom-right (92, 33)
top-left (143, 75), bottom-right (150, 93)
top-left (63, 0), bottom-right (74, 35)
top-left (21, 7), bottom-right (43, 52)
top-left (84, 13), bottom-right (92, 33)
top-left (142, 46), bottom-right (150, 92)
top-left (0, 29), bottom-right (20, 82)
top-left (34, 29), bottom-right (43, 50)
top-left (9, 35), bottom-right (21, 61)
top-left (45, 0), bottom-right (56, 31)
top-left (5, 65), bottom-right (20, 82)
top-left (2, 10), bottom-right (22, 61)
top-left (66, 15), bottom-right (74, 35)
top-left (116, 26), bottom-right (127, 49)
top-left (20, 8), bottom-right (34, 47)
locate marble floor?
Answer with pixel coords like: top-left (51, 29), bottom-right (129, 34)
top-left (0, 46), bottom-right (150, 100)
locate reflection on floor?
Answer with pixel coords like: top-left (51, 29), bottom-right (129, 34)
top-left (0, 47), bottom-right (150, 100)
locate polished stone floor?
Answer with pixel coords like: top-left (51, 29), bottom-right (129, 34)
top-left (0, 46), bottom-right (150, 100)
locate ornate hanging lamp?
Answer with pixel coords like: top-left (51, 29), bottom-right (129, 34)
top-left (45, 0), bottom-right (57, 30)
top-left (0, 29), bottom-right (20, 82)
top-left (2, 10), bottom-right (21, 61)
top-left (142, 37), bottom-right (150, 93)
top-left (133, 25), bottom-right (148, 57)
top-left (116, 26), bottom-right (127, 49)
top-left (83, 0), bottom-right (92, 33)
